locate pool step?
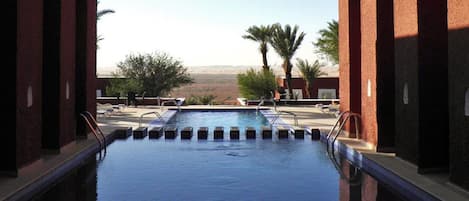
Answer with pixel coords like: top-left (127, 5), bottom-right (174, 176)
top-left (311, 128), bottom-right (321, 140)
top-left (292, 126), bottom-right (305, 139)
top-left (230, 127), bottom-right (240, 139)
top-left (133, 127), bottom-right (148, 139)
top-left (181, 127), bottom-right (193, 139)
top-left (214, 127), bottom-right (224, 139)
top-left (114, 127), bottom-right (132, 139)
top-left (277, 126), bottom-right (290, 139)
top-left (142, 126), bottom-right (307, 140)
top-left (165, 126), bottom-right (178, 139)
top-left (149, 127), bottom-right (163, 139)
top-left (262, 126), bottom-right (272, 139)
top-left (246, 127), bottom-right (256, 139)
top-left (198, 127), bottom-right (208, 139)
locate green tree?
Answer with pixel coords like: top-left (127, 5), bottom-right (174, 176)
top-left (270, 24), bottom-right (306, 98)
top-left (105, 75), bottom-right (140, 97)
top-left (114, 52), bottom-right (194, 97)
top-left (242, 25), bottom-right (275, 70)
top-left (313, 20), bottom-right (338, 64)
top-left (296, 59), bottom-right (326, 98)
top-left (237, 69), bottom-right (277, 100)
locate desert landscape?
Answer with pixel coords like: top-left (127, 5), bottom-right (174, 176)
top-left (97, 65), bottom-right (339, 105)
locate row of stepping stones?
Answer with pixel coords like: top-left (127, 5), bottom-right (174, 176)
top-left (114, 126), bottom-right (321, 140)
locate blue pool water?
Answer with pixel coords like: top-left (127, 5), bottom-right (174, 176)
top-left (97, 139), bottom-right (339, 201)
top-left (96, 111), bottom-right (340, 200)
top-left (165, 111), bottom-right (270, 136)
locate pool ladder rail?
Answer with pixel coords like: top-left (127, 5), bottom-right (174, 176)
top-left (256, 91), bottom-right (277, 113)
top-left (326, 110), bottom-right (362, 185)
top-left (160, 99), bottom-right (182, 112)
top-left (80, 111), bottom-right (107, 160)
top-left (268, 111), bottom-right (298, 126)
top-left (139, 111), bottom-right (165, 127)
top-left (326, 111), bottom-right (361, 152)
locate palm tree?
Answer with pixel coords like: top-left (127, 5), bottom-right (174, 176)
top-left (297, 59), bottom-right (326, 98)
top-left (97, 1), bottom-right (115, 20)
top-left (242, 25), bottom-right (274, 70)
top-left (313, 20), bottom-right (338, 64)
top-left (270, 24), bottom-right (306, 99)
top-left (97, 1), bottom-right (115, 47)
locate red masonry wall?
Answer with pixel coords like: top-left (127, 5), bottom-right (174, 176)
top-left (59, 0), bottom-right (77, 147)
top-left (448, 0), bottom-right (469, 191)
top-left (339, 0), bottom-right (351, 115)
top-left (339, 0), bottom-right (362, 137)
top-left (16, 0), bottom-right (43, 168)
top-left (279, 77), bottom-right (339, 99)
top-left (86, 0), bottom-right (97, 117)
top-left (393, 0), bottom-right (419, 164)
top-left (360, 0), bottom-right (378, 145)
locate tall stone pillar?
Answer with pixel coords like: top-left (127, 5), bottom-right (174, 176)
top-left (448, 0), bottom-right (469, 191)
top-left (394, 0), bottom-right (449, 173)
top-left (339, 0), bottom-right (362, 137)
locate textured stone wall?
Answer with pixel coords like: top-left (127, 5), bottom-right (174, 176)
top-left (448, 0), bottom-right (469, 191)
top-left (360, 0), bottom-right (378, 145)
top-left (16, 0), bottom-right (44, 168)
top-left (393, 0), bottom-right (419, 164)
top-left (339, 0), bottom-right (362, 137)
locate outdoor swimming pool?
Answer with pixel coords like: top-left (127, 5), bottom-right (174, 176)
top-left (164, 110), bottom-right (271, 138)
top-left (32, 110), bottom-right (413, 201)
top-left (94, 110), bottom-right (338, 200)
top-left (97, 137), bottom-right (340, 200)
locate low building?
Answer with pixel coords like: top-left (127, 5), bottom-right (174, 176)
top-left (277, 77), bottom-right (339, 99)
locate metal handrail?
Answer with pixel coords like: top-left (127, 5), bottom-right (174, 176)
top-left (83, 111), bottom-right (107, 154)
top-left (325, 110), bottom-right (362, 185)
top-left (326, 111), bottom-right (361, 152)
top-left (80, 113), bottom-right (105, 160)
top-left (139, 111), bottom-right (165, 127)
top-left (267, 111), bottom-right (298, 126)
top-left (256, 91), bottom-right (277, 113)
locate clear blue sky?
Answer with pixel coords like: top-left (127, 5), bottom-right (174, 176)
top-left (97, 0), bottom-right (338, 72)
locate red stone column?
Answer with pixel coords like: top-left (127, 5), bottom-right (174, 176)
top-left (448, 0), bottom-right (469, 191)
top-left (339, 0), bottom-right (362, 137)
top-left (86, 0), bottom-right (97, 119)
top-left (417, 0), bottom-right (449, 173)
top-left (59, 0), bottom-right (77, 147)
top-left (394, 0), bottom-right (449, 172)
top-left (75, 0), bottom-right (97, 137)
top-left (360, 0), bottom-right (378, 146)
top-left (394, 0), bottom-right (419, 165)
top-left (14, 0), bottom-right (44, 172)
top-left (359, 0), bottom-right (396, 151)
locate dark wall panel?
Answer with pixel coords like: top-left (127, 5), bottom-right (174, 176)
top-left (42, 0), bottom-right (61, 150)
top-left (2, 0), bottom-right (18, 175)
top-left (394, 0), bottom-right (419, 164)
top-left (416, 0), bottom-right (448, 172)
top-left (448, 0), bottom-right (469, 190)
top-left (17, 0), bottom-right (43, 168)
top-left (376, 0), bottom-right (395, 152)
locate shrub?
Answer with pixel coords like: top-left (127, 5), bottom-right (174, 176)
top-left (237, 69), bottom-right (277, 100)
top-left (185, 94), bottom-right (217, 105)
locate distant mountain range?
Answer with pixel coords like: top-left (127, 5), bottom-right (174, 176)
top-left (97, 65), bottom-right (339, 77)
